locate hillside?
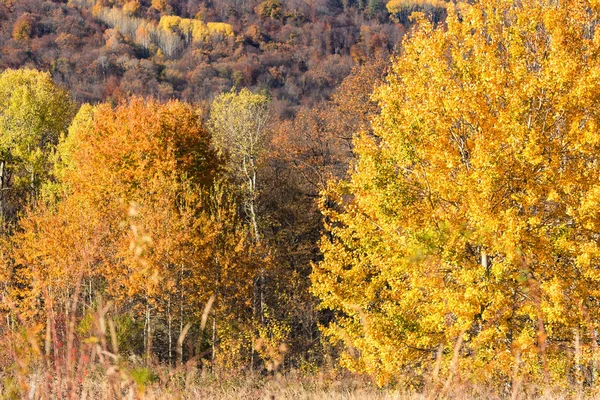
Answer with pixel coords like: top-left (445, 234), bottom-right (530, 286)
top-left (0, 0), bottom-right (403, 113)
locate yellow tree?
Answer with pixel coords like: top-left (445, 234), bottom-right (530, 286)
top-left (208, 88), bottom-right (270, 243)
top-left (208, 88), bottom-right (273, 370)
top-left (0, 69), bottom-right (74, 224)
top-left (385, 0), bottom-right (446, 24)
top-left (313, 0), bottom-right (600, 387)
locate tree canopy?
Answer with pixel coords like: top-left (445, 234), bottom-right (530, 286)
top-left (0, 68), bottom-right (74, 224)
top-left (313, 0), bottom-right (600, 387)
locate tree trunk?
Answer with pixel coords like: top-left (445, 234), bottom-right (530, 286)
top-left (168, 295), bottom-right (172, 366)
top-left (145, 301), bottom-right (152, 364)
top-left (179, 264), bottom-right (184, 361)
top-left (212, 308), bottom-right (216, 362)
top-left (0, 160), bottom-right (4, 223)
top-left (481, 250), bottom-right (488, 269)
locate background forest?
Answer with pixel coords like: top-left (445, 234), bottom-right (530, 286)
top-left (2, 0), bottom-right (600, 399)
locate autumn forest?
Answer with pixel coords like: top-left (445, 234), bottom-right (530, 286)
top-left (1, 0), bottom-right (600, 398)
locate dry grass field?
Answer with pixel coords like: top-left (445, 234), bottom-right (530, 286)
top-left (4, 364), bottom-right (595, 400)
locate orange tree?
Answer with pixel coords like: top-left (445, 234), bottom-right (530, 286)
top-left (10, 97), bottom-right (261, 366)
top-left (313, 0), bottom-right (600, 388)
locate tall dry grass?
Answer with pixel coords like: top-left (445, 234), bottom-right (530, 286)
top-left (1, 304), bottom-right (596, 400)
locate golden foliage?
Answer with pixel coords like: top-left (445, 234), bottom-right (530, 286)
top-left (0, 68), bottom-right (74, 224)
top-left (5, 97), bottom-right (262, 369)
top-left (122, 0), bottom-right (140, 16)
top-left (314, 0), bottom-right (600, 387)
top-left (159, 15), bottom-right (234, 43)
top-left (385, 0), bottom-right (446, 14)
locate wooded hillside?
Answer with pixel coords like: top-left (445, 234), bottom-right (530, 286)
top-left (3, 0), bottom-right (598, 398)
